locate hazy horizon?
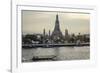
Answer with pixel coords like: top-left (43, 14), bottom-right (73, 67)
top-left (22, 10), bottom-right (90, 35)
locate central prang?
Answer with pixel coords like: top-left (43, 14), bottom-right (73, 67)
top-left (51, 14), bottom-right (64, 43)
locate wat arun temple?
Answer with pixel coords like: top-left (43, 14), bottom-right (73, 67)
top-left (22, 14), bottom-right (89, 45)
top-left (51, 14), bottom-right (64, 41)
top-left (43, 14), bottom-right (69, 44)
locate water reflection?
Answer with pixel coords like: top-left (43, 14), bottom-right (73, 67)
top-left (22, 46), bottom-right (90, 62)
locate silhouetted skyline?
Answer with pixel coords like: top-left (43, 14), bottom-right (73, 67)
top-left (22, 10), bottom-right (90, 35)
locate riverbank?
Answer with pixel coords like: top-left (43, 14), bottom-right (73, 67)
top-left (22, 43), bottom-right (90, 48)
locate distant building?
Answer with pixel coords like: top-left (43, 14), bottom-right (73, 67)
top-left (43, 28), bottom-right (46, 43)
top-left (51, 14), bottom-right (63, 43)
top-left (65, 29), bottom-right (69, 41)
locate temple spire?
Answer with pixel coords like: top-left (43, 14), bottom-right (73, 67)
top-left (54, 14), bottom-right (60, 31)
top-left (51, 14), bottom-right (63, 42)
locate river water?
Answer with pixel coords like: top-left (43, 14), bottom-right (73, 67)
top-left (22, 46), bottom-right (90, 62)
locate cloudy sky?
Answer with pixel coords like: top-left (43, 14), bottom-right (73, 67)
top-left (22, 10), bottom-right (90, 35)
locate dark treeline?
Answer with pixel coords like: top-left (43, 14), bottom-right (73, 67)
top-left (22, 33), bottom-right (90, 44)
